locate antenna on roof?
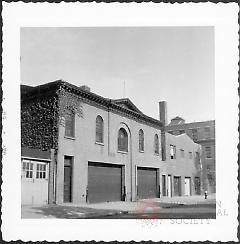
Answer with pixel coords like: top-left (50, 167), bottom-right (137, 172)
top-left (123, 81), bottom-right (126, 98)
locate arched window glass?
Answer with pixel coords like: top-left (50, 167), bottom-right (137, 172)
top-left (154, 134), bottom-right (159, 154)
top-left (139, 129), bottom-right (144, 152)
top-left (118, 128), bottom-right (128, 152)
top-left (96, 115), bottom-right (104, 143)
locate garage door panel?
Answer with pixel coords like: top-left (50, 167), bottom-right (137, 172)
top-left (88, 163), bottom-right (122, 203)
top-left (137, 168), bottom-right (158, 199)
top-left (21, 159), bottom-right (49, 205)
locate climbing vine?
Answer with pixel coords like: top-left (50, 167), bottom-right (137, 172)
top-left (57, 86), bottom-right (83, 127)
top-left (21, 95), bottom-right (59, 151)
top-left (21, 85), bottom-right (83, 152)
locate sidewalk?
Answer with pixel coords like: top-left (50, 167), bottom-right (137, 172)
top-left (60, 194), bottom-right (216, 213)
top-left (22, 194), bottom-right (216, 218)
top-left (144, 194), bottom-right (216, 205)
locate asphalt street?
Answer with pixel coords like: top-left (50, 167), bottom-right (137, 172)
top-left (89, 204), bottom-right (216, 219)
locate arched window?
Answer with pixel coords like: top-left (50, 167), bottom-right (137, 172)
top-left (96, 115), bottom-right (104, 143)
top-left (139, 129), bottom-right (144, 152)
top-left (154, 134), bottom-right (159, 154)
top-left (118, 128), bottom-right (128, 152)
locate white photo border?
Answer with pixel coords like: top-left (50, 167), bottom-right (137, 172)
top-left (2, 2), bottom-right (239, 242)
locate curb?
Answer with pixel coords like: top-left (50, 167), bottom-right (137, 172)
top-left (159, 201), bottom-right (216, 208)
top-left (83, 210), bottom-right (129, 218)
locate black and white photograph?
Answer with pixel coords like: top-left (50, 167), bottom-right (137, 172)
top-left (2, 2), bottom-right (238, 242)
top-left (20, 26), bottom-right (216, 220)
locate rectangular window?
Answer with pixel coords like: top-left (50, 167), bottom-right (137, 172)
top-left (191, 128), bottom-right (198, 141)
top-left (194, 177), bottom-right (201, 195)
top-left (180, 149), bottom-right (184, 158)
top-left (195, 152), bottom-right (201, 168)
top-left (204, 127), bottom-right (211, 139)
top-left (205, 146), bottom-right (212, 158)
top-left (36, 163), bottom-right (47, 179)
top-left (189, 152), bottom-right (193, 159)
top-left (179, 130), bottom-right (185, 134)
top-left (207, 173), bottom-right (215, 186)
top-left (170, 145), bottom-right (176, 159)
top-left (65, 110), bottom-right (75, 137)
top-left (22, 161), bottom-right (34, 178)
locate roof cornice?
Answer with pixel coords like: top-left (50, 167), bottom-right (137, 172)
top-left (22, 80), bottom-right (163, 129)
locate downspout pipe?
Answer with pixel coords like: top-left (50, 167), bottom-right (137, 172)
top-left (107, 100), bottom-right (111, 156)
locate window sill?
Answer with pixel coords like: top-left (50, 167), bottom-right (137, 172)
top-left (64, 136), bottom-right (76, 140)
top-left (95, 142), bottom-right (104, 146)
top-left (118, 150), bottom-right (128, 154)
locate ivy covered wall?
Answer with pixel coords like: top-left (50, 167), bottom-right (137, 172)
top-left (21, 94), bottom-right (59, 152)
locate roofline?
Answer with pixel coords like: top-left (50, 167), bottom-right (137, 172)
top-left (22, 156), bottom-right (51, 162)
top-left (113, 98), bottom-right (143, 114)
top-left (21, 80), bottom-right (163, 128)
top-left (166, 119), bottom-right (215, 127)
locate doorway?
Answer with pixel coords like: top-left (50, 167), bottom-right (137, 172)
top-left (64, 156), bottom-right (73, 202)
top-left (184, 177), bottom-right (191, 196)
top-left (167, 175), bottom-right (172, 197)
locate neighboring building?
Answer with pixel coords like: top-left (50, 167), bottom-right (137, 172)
top-left (166, 116), bottom-right (215, 193)
top-left (21, 80), bottom-right (203, 205)
top-left (162, 133), bottom-right (202, 197)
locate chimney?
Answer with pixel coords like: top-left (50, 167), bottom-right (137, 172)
top-left (159, 101), bottom-right (168, 126)
top-left (80, 85), bottom-right (91, 92)
top-left (159, 101), bottom-right (167, 161)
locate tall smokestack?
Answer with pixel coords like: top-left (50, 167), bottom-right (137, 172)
top-left (159, 101), bottom-right (168, 126)
top-left (159, 101), bottom-right (167, 161)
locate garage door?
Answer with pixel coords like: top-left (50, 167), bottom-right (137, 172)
top-left (88, 162), bottom-right (123, 203)
top-left (137, 167), bottom-right (158, 199)
top-left (21, 159), bottom-right (49, 205)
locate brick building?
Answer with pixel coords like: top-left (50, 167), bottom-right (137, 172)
top-left (21, 80), bottom-right (203, 205)
top-left (165, 116), bottom-right (215, 193)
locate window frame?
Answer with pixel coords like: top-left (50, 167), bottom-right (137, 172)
top-left (189, 128), bottom-right (198, 141)
top-left (154, 134), bottom-right (159, 155)
top-left (204, 126), bottom-right (211, 139)
top-left (118, 128), bottom-right (128, 153)
top-left (95, 115), bottom-right (104, 144)
top-left (170, 144), bottom-right (176, 159)
top-left (139, 129), bottom-right (144, 152)
top-left (22, 160), bottom-right (34, 179)
top-left (205, 146), bottom-right (212, 159)
top-left (64, 109), bottom-right (75, 138)
top-left (36, 163), bottom-right (47, 179)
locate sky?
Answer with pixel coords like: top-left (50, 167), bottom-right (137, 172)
top-left (20, 27), bottom-right (215, 123)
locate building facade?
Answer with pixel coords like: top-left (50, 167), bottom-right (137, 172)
top-left (165, 116), bottom-right (215, 193)
top-left (21, 80), bottom-right (203, 205)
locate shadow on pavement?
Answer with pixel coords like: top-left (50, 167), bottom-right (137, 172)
top-left (25, 204), bottom-right (119, 219)
top-left (160, 203), bottom-right (216, 209)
